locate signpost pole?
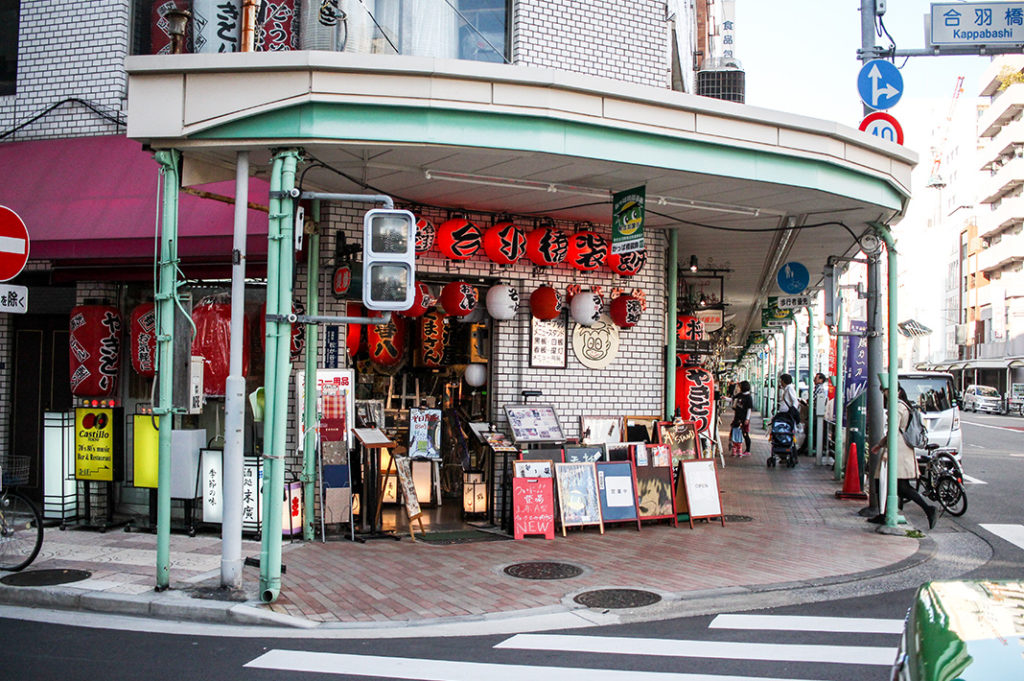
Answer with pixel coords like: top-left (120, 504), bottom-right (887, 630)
top-left (302, 202), bottom-right (321, 542)
top-left (808, 304), bottom-right (817, 462)
top-left (834, 298), bottom-right (846, 480)
top-left (666, 230), bottom-right (678, 419)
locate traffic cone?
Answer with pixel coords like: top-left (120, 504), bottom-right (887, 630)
top-left (836, 442), bottom-right (868, 500)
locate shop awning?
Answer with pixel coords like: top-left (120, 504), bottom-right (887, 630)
top-left (0, 135), bottom-right (270, 261)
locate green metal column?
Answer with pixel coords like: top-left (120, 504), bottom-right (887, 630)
top-left (666, 230), bottom-right (678, 419)
top-left (260, 149), bottom-right (301, 602)
top-left (833, 299), bottom-right (846, 480)
top-left (302, 201), bottom-right (321, 541)
top-left (808, 304), bottom-right (816, 461)
top-left (153, 149), bottom-right (181, 591)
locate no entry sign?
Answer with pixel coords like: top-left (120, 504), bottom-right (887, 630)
top-left (0, 206), bottom-right (29, 282)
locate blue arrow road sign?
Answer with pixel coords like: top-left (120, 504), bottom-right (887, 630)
top-left (777, 261), bottom-right (809, 295)
top-left (857, 59), bottom-right (903, 111)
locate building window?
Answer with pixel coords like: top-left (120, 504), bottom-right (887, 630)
top-left (0, 0), bottom-right (18, 95)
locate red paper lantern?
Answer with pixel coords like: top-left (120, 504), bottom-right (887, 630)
top-left (530, 285), bottom-right (563, 320)
top-left (438, 281), bottom-right (479, 317)
top-left (567, 231), bottom-right (608, 271)
top-left (194, 301), bottom-right (250, 396)
top-left (259, 303), bottom-right (305, 362)
top-left (419, 309), bottom-right (448, 368)
top-left (677, 314), bottom-right (705, 366)
top-left (608, 249), bottom-right (647, 277)
top-left (367, 315), bottom-right (407, 367)
top-left (415, 216), bottom-right (435, 254)
top-left (346, 302), bottom-right (364, 358)
top-left (436, 218), bottom-right (482, 260)
top-left (610, 295), bottom-right (643, 328)
top-left (482, 221), bottom-right (527, 265)
top-left (675, 366), bottom-right (716, 441)
top-left (399, 281), bottom-right (434, 318)
top-left (69, 305), bottom-right (123, 397)
top-left (129, 303), bottom-right (157, 378)
top-left (525, 227), bottom-right (568, 266)
top-left (254, 0), bottom-right (297, 50)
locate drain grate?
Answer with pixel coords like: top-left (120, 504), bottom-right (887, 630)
top-left (723, 515), bottom-right (754, 523)
top-left (1, 569), bottom-right (91, 587)
top-left (574, 588), bottom-right (662, 609)
top-left (504, 561), bottom-right (583, 580)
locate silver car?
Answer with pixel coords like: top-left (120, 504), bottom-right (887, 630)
top-left (963, 384), bottom-right (1004, 414)
top-left (899, 372), bottom-right (962, 463)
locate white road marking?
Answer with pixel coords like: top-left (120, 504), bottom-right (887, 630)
top-left (244, 650), bottom-right (832, 681)
top-left (961, 474), bottom-right (987, 485)
top-left (495, 634), bottom-right (896, 666)
top-left (961, 420), bottom-right (1024, 433)
top-left (709, 614), bottom-right (903, 634)
top-left (980, 524), bottom-right (1024, 551)
top-left (968, 444), bottom-right (987, 449)
top-left (0, 236), bottom-right (26, 255)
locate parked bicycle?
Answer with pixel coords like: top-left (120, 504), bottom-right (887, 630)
top-left (914, 445), bottom-right (967, 517)
top-left (0, 456), bottom-right (43, 572)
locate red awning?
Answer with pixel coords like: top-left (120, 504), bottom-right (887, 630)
top-left (0, 135), bottom-right (270, 261)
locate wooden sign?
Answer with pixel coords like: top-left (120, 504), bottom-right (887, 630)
top-left (596, 461), bottom-right (641, 530)
top-left (624, 415), bottom-right (660, 443)
top-left (658, 420), bottom-right (701, 470)
top-left (512, 477), bottom-right (555, 540)
top-left (580, 415), bottom-right (622, 444)
top-left (520, 447), bottom-right (563, 462)
top-left (393, 456), bottom-right (425, 539)
top-left (513, 460), bottom-right (553, 478)
top-left (563, 445), bottom-right (603, 463)
top-left (634, 465), bottom-right (677, 526)
top-left (554, 462), bottom-right (604, 536)
top-left (678, 458), bottom-right (725, 529)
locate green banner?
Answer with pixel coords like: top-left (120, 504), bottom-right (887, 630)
top-left (762, 297), bottom-right (794, 327)
top-left (612, 185), bottom-right (645, 254)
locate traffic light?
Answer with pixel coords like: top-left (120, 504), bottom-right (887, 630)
top-left (362, 208), bottom-right (416, 310)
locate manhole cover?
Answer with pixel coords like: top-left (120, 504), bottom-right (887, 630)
top-left (504, 561), bottom-right (583, 580)
top-left (1, 569), bottom-right (91, 587)
top-left (574, 588), bottom-right (662, 609)
top-left (723, 515), bottom-right (754, 522)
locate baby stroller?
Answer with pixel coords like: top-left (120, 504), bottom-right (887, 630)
top-left (767, 411), bottom-right (798, 468)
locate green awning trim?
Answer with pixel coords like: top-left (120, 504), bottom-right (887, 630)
top-left (193, 102), bottom-right (906, 210)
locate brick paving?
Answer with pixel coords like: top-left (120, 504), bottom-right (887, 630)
top-left (10, 420), bottom-right (919, 624)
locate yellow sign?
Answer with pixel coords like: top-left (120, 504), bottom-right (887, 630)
top-left (133, 414), bottom-right (159, 488)
top-left (75, 407), bottom-right (115, 481)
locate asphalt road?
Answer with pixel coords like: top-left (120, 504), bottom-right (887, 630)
top-left (1, 412), bottom-right (1021, 681)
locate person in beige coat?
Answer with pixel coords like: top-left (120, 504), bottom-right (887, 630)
top-left (869, 384), bottom-right (937, 529)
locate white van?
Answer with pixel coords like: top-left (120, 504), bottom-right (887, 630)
top-left (898, 372), bottom-right (962, 461)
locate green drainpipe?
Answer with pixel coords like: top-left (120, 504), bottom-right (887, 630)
top-left (153, 149), bottom-right (180, 591)
top-left (259, 149), bottom-right (301, 603)
top-left (302, 201), bottom-right (320, 541)
top-left (870, 221), bottom-right (902, 527)
top-left (666, 230), bottom-right (678, 419)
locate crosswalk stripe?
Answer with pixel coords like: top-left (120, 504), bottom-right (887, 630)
top-left (709, 614), bottom-right (904, 634)
top-left (980, 523), bottom-right (1024, 551)
top-left (495, 634), bottom-right (896, 666)
top-left (961, 474), bottom-right (987, 485)
top-left (244, 650), bottom-right (832, 681)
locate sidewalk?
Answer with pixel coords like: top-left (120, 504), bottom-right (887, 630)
top-left (0, 418), bottom-right (923, 629)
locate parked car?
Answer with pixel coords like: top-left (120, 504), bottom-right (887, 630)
top-left (891, 579), bottom-right (1024, 680)
top-left (962, 384), bottom-right (1004, 414)
top-left (899, 372), bottom-right (962, 463)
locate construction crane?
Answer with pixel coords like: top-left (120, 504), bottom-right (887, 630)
top-left (926, 75), bottom-right (965, 189)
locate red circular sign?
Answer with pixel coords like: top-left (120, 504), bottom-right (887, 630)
top-left (0, 206), bottom-right (29, 282)
top-left (859, 112), bottom-right (904, 146)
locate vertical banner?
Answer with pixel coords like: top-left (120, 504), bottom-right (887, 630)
top-left (611, 186), bottom-right (645, 254)
top-left (192, 0), bottom-right (241, 53)
top-left (845, 320), bottom-right (868, 403)
top-left (324, 325), bottom-right (340, 369)
top-left (992, 285), bottom-right (1006, 341)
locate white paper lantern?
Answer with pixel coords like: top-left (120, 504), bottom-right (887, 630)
top-left (570, 291), bottom-right (602, 326)
top-left (486, 284), bottom-right (520, 320)
top-left (464, 363), bottom-right (487, 387)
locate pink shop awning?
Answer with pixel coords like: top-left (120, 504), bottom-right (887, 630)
top-left (0, 135), bottom-right (269, 261)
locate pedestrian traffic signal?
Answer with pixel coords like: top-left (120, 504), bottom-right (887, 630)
top-left (362, 209), bottom-right (416, 310)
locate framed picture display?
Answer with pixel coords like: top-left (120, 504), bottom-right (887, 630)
top-left (554, 462), bottom-right (604, 536)
top-left (504, 404), bottom-right (565, 443)
top-left (408, 408), bottom-right (442, 460)
top-left (519, 447), bottom-right (563, 462)
top-left (624, 415), bottom-right (660, 444)
top-left (634, 465), bottom-right (676, 525)
top-left (563, 445), bottom-right (604, 463)
top-left (355, 399), bottom-right (386, 430)
top-left (646, 443), bottom-right (671, 468)
top-left (680, 274), bottom-right (724, 309)
top-left (530, 312), bottom-right (567, 368)
top-left (605, 441), bottom-right (639, 462)
top-left (595, 461), bottom-right (641, 530)
top-left (580, 415), bottom-right (623, 445)
top-left (658, 420), bottom-right (701, 470)
top-left (514, 459), bottom-right (554, 478)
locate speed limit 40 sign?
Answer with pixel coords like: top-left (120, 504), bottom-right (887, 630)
top-left (859, 111), bottom-right (904, 146)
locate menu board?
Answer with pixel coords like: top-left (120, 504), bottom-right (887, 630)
top-left (530, 314), bottom-right (567, 368)
top-left (554, 462), bottom-right (604, 535)
top-left (408, 408), bottom-right (442, 460)
top-left (679, 458), bottom-right (724, 528)
top-left (512, 477), bottom-right (555, 540)
top-left (596, 461), bottom-right (641, 529)
top-left (504, 404), bottom-right (565, 443)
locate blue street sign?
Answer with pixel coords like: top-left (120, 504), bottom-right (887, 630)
top-left (777, 261), bottom-right (809, 295)
top-left (856, 59), bottom-right (903, 111)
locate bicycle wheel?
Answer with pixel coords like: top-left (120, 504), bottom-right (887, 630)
top-left (0, 490), bottom-right (43, 571)
top-left (935, 476), bottom-right (967, 517)
top-left (932, 453), bottom-right (962, 480)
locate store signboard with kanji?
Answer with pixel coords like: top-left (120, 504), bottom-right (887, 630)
top-left (0, 284), bottom-right (27, 314)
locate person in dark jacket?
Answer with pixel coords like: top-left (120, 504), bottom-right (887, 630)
top-left (732, 380), bottom-right (754, 454)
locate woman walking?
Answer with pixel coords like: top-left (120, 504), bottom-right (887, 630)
top-left (732, 380), bottom-right (754, 455)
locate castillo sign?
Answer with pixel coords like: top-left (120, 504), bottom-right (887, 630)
top-left (0, 205), bottom-right (30, 282)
